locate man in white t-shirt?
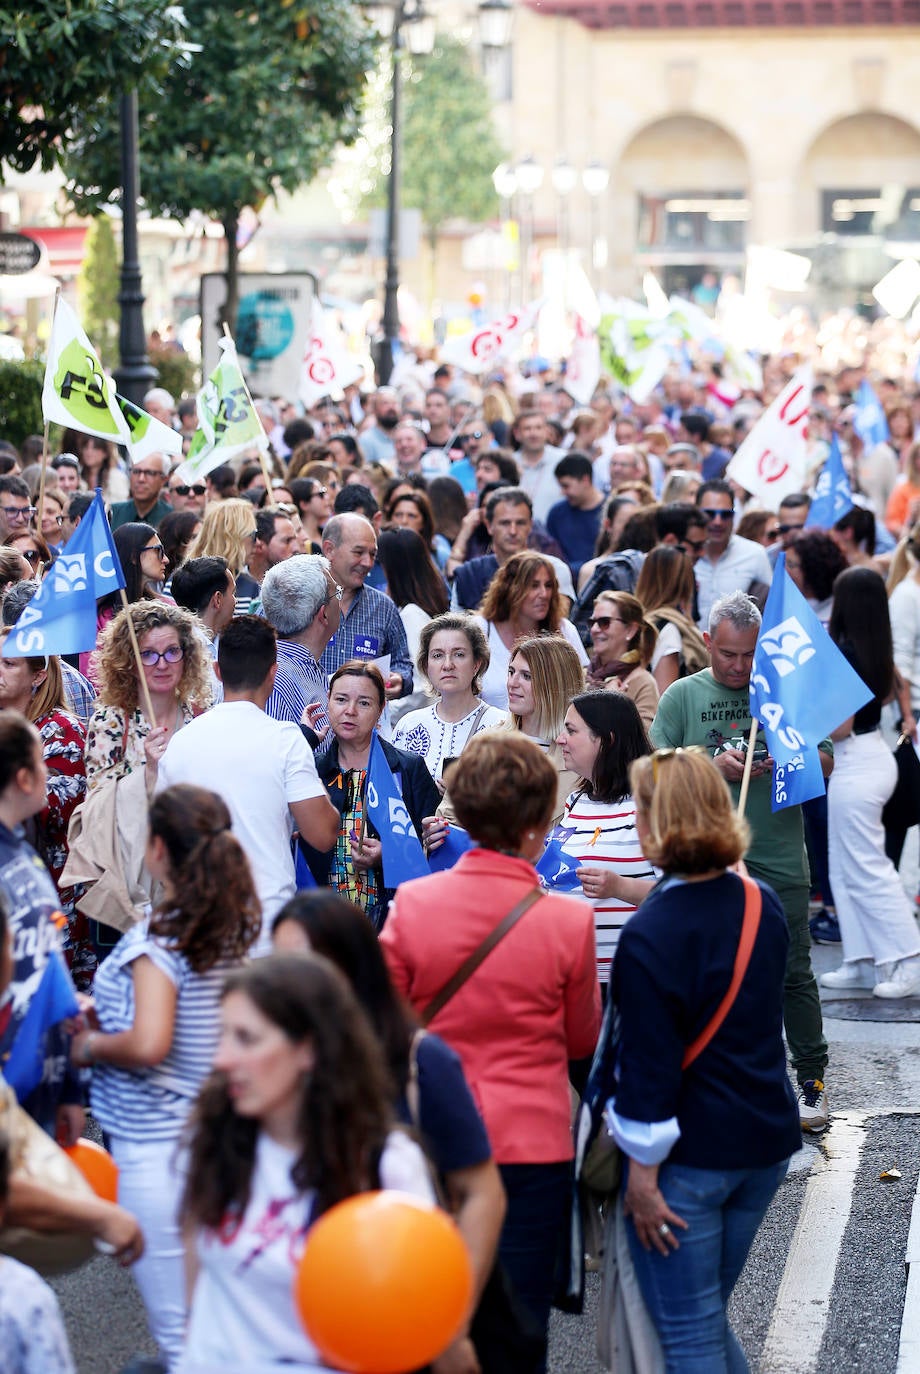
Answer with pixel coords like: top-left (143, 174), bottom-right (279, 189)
top-left (157, 616), bottom-right (338, 950)
top-left (694, 479), bottom-right (773, 628)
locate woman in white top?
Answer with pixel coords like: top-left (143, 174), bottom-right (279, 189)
top-left (178, 954), bottom-right (435, 1373)
top-left (555, 690), bottom-right (657, 986)
top-left (71, 785), bottom-right (261, 1370)
top-left (377, 526), bottom-right (449, 726)
top-left (393, 613), bottom-right (505, 784)
top-left (474, 551), bottom-right (588, 709)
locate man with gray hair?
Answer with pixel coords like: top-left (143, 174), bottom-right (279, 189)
top-left (650, 590), bottom-right (832, 1134)
top-left (109, 451), bottom-right (172, 531)
top-left (262, 555), bottom-right (340, 731)
top-left (320, 513), bottom-right (412, 699)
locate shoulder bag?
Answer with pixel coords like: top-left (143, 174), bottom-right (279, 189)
top-left (420, 887), bottom-right (544, 1026)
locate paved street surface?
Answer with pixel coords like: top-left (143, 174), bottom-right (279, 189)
top-left (51, 881), bottom-right (920, 1374)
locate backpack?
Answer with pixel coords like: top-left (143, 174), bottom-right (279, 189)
top-left (571, 550), bottom-right (645, 647)
top-left (653, 606), bottom-right (709, 677)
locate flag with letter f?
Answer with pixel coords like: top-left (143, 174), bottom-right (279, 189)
top-left (749, 553), bottom-right (872, 810)
top-left (364, 732), bottom-right (429, 887)
top-left (3, 490), bottom-right (125, 658)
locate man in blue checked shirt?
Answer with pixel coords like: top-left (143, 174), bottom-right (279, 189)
top-left (320, 514), bottom-right (413, 700)
top-left (262, 555), bottom-right (341, 733)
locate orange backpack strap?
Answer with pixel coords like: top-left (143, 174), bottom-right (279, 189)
top-left (681, 875), bottom-right (762, 1070)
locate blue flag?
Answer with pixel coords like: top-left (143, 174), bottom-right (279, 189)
top-left (535, 833), bottom-right (584, 894)
top-left (771, 746), bottom-right (827, 812)
top-left (853, 378), bottom-right (889, 448)
top-left (4, 490), bottom-right (125, 657)
top-left (293, 843), bottom-right (317, 891)
top-left (806, 434), bottom-right (853, 529)
top-left (427, 825), bottom-right (475, 874)
top-left (4, 950), bottom-right (79, 1101)
top-left (364, 732), bottom-right (429, 887)
top-left (749, 554), bottom-right (872, 809)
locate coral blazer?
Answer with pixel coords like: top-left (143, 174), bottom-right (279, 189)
top-left (380, 848), bottom-right (601, 1164)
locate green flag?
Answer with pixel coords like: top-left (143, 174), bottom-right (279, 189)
top-left (178, 335), bottom-right (268, 482)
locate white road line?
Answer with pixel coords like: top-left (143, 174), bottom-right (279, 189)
top-left (759, 1113), bottom-right (866, 1374)
top-left (897, 1165), bottom-right (920, 1372)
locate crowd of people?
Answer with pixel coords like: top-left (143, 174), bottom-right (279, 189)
top-left (1, 351), bottom-right (919, 1373)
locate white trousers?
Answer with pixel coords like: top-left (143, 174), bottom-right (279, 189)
top-left (828, 730), bottom-right (920, 966)
top-left (110, 1133), bottom-right (187, 1370)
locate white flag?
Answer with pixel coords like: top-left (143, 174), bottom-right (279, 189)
top-left (115, 394), bottom-right (183, 464)
top-left (565, 316), bottom-right (600, 406)
top-left (41, 298), bottom-right (132, 447)
top-left (299, 304), bottom-right (364, 409)
top-left (439, 301), bottom-right (543, 375)
top-left (726, 364), bottom-right (813, 510)
top-left (177, 335), bottom-right (268, 483)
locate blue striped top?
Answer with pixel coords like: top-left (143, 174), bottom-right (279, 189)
top-left (90, 917), bottom-right (235, 1142)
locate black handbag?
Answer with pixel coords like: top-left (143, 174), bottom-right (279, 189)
top-left (883, 732), bottom-right (920, 832)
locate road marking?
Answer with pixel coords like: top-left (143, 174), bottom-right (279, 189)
top-left (759, 1113), bottom-right (866, 1373)
top-left (897, 1163), bottom-right (920, 1372)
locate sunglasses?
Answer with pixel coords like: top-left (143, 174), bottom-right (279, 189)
top-left (650, 744), bottom-right (709, 783)
top-left (699, 507), bottom-right (734, 521)
top-left (43, 514), bottom-right (64, 528)
top-left (173, 484), bottom-right (206, 497)
top-left (20, 549), bottom-right (41, 565)
top-left (142, 543), bottom-right (167, 558)
top-left (461, 431), bottom-right (485, 442)
top-left (777, 523), bottom-right (804, 536)
top-left (589, 615), bottom-right (628, 630)
top-left (139, 645), bottom-right (185, 667)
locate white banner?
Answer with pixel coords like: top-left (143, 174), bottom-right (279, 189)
top-left (298, 304), bottom-right (364, 408)
top-left (439, 300), bottom-right (544, 375)
top-left (564, 316), bottom-right (601, 407)
top-left (726, 364), bottom-right (813, 510)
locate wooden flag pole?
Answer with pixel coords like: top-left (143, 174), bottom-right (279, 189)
top-left (119, 589), bottom-right (157, 725)
top-left (220, 322), bottom-right (276, 494)
top-left (37, 420), bottom-right (51, 543)
top-left (735, 716), bottom-right (760, 821)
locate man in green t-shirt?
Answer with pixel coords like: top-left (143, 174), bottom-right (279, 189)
top-left (650, 590), bottom-right (831, 1133)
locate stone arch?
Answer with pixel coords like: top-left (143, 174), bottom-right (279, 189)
top-left (797, 112), bottom-right (920, 237)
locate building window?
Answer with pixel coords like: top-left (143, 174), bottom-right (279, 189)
top-left (637, 192), bottom-right (749, 252)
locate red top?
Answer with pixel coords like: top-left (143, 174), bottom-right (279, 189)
top-left (380, 848), bottom-right (601, 1164)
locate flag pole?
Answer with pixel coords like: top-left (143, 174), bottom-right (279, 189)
top-left (736, 716), bottom-right (760, 820)
top-left (118, 590), bottom-right (157, 724)
top-left (36, 289), bottom-right (59, 548)
top-left (221, 323), bottom-right (276, 495)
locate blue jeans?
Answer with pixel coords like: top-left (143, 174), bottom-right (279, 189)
top-left (626, 1158), bottom-right (789, 1374)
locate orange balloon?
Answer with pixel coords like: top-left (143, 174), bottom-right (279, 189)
top-left (295, 1191), bottom-right (473, 1373)
top-left (65, 1139), bottom-right (119, 1203)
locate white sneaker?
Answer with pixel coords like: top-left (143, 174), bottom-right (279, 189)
top-left (873, 958), bottom-right (920, 999)
top-left (820, 961), bottom-right (876, 990)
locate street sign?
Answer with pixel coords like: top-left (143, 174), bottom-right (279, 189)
top-left (0, 233), bottom-right (41, 275)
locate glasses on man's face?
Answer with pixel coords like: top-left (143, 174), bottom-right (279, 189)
top-left (777, 523), bottom-right (804, 536)
top-left (142, 543), bottom-right (167, 560)
top-left (139, 645), bottom-right (185, 668)
top-left (133, 468), bottom-right (164, 481)
top-left (1, 505), bottom-right (34, 523)
top-left (173, 484), bottom-right (206, 498)
top-left (700, 507), bottom-right (734, 522)
top-left (326, 582), bottom-right (344, 603)
top-left (43, 514), bottom-right (64, 528)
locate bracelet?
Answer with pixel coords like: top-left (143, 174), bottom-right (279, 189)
top-left (82, 1032), bottom-right (99, 1066)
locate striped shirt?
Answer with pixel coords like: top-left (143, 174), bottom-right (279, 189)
top-left (265, 640), bottom-right (330, 733)
top-left (90, 917), bottom-right (237, 1141)
top-left (557, 791), bottom-right (656, 983)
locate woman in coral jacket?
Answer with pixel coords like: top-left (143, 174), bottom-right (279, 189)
top-left (381, 732), bottom-right (601, 1371)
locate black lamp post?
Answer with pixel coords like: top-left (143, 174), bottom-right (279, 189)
top-left (113, 90), bottom-right (157, 408)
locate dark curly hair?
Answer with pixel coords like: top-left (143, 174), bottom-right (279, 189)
top-left (180, 954), bottom-right (394, 1229)
top-left (147, 785), bottom-right (261, 973)
top-left (787, 529), bottom-right (847, 603)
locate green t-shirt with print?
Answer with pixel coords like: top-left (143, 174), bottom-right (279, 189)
top-left (649, 668), bottom-right (812, 889)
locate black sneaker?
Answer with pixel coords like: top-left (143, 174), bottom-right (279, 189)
top-left (810, 909), bottom-right (841, 944)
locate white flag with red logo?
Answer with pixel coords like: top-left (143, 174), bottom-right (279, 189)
top-left (439, 301), bottom-right (544, 375)
top-left (564, 316), bottom-right (601, 406)
top-left (726, 364), bottom-right (813, 510)
top-left (299, 304), bottom-right (364, 408)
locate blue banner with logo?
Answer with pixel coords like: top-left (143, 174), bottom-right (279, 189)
top-left (805, 434), bottom-right (853, 530)
top-left (365, 732), bottom-right (430, 887)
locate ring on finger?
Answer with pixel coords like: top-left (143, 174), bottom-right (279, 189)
top-left (658, 1222), bottom-right (671, 1237)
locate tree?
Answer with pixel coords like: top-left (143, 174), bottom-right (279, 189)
top-left (0, 0), bottom-right (184, 174)
top-left (77, 216), bottom-right (120, 368)
top-left (349, 38), bottom-right (505, 303)
top-left (63, 0), bottom-right (376, 330)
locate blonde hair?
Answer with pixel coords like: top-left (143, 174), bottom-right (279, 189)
top-left (479, 552), bottom-right (564, 632)
top-left (630, 749), bottom-right (749, 873)
top-left (509, 635), bottom-right (585, 740)
top-left (186, 499), bottom-right (256, 575)
top-left (594, 590), bottom-right (658, 667)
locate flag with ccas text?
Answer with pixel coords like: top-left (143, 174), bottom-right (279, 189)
top-left (749, 553), bottom-right (872, 810)
top-left (178, 335), bottom-right (269, 483)
top-left (4, 490), bottom-right (125, 657)
top-left (41, 297), bottom-right (132, 447)
top-left (299, 303), bottom-right (364, 408)
top-left (364, 732), bottom-right (430, 887)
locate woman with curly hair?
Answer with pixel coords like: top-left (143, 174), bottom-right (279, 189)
top-left (178, 953), bottom-right (435, 1370)
top-left (79, 522), bottom-right (170, 685)
top-left (785, 529), bottom-right (847, 626)
top-left (85, 602), bottom-right (213, 794)
top-left (475, 551), bottom-right (588, 709)
top-left (185, 498), bottom-right (259, 578)
top-left (71, 785), bottom-right (262, 1369)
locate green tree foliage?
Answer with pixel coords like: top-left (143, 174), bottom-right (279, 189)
top-left (0, 361), bottom-right (43, 447)
top-left (0, 0), bottom-right (184, 174)
top-left (63, 0), bottom-right (376, 327)
top-left (77, 216), bottom-right (120, 368)
top-left (348, 38), bottom-right (504, 298)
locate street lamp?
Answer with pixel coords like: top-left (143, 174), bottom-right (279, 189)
top-left (113, 90), bottom-right (157, 407)
top-left (365, 0), bottom-right (435, 385)
top-left (478, 0), bottom-right (513, 47)
top-left (582, 160), bottom-right (610, 279)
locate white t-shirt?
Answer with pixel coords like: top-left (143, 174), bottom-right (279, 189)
top-left (475, 617), bottom-right (589, 710)
top-left (157, 701), bottom-right (325, 950)
top-left (180, 1131), bottom-right (435, 1373)
top-left (649, 619), bottom-right (681, 673)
